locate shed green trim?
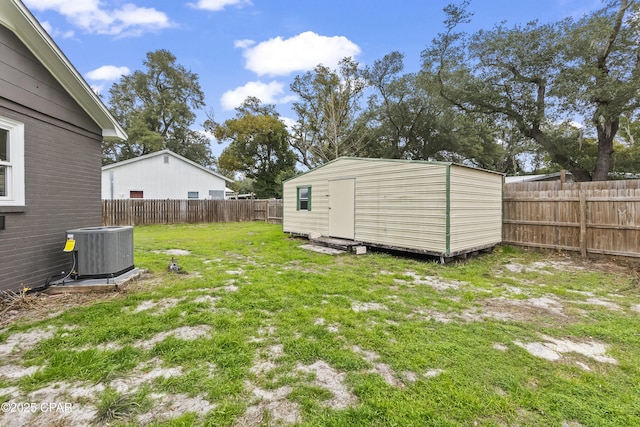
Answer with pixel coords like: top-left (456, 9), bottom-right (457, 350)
top-left (445, 164), bottom-right (451, 257)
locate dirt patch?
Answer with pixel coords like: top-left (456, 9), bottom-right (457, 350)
top-left (193, 295), bottom-right (221, 306)
top-left (0, 325), bottom-right (56, 356)
top-left (515, 335), bottom-right (617, 369)
top-left (424, 369), bottom-right (444, 378)
top-left (581, 298), bottom-right (621, 311)
top-left (504, 260), bottom-right (583, 275)
top-left (110, 358), bottom-right (183, 393)
top-left (0, 364), bottom-right (41, 379)
top-left (235, 384), bottom-right (301, 427)
top-left (462, 296), bottom-right (567, 323)
top-left (352, 345), bottom-right (403, 387)
top-left (134, 325), bottom-right (212, 350)
top-left (398, 272), bottom-right (464, 291)
top-left (127, 297), bottom-right (184, 315)
top-left (137, 392), bottom-right (216, 425)
top-left (225, 269), bottom-right (244, 275)
top-left (352, 302), bottom-right (388, 312)
top-left (412, 308), bottom-right (453, 324)
top-left (296, 360), bottom-right (358, 409)
top-left (153, 249), bottom-right (191, 256)
top-left (250, 344), bottom-right (284, 375)
top-left (0, 380), bottom-right (104, 427)
top-left (300, 244), bottom-right (345, 255)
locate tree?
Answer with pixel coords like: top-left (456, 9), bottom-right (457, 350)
top-left (612, 115), bottom-right (640, 174)
top-left (360, 52), bottom-right (511, 170)
top-left (206, 97), bottom-right (296, 198)
top-left (106, 50), bottom-right (213, 166)
top-left (289, 57), bottom-right (368, 168)
top-left (424, 0), bottom-right (640, 181)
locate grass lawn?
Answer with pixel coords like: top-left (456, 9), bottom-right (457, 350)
top-left (1, 222), bottom-right (639, 426)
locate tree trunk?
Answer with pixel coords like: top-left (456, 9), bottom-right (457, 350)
top-left (593, 119), bottom-right (618, 181)
top-left (530, 127), bottom-right (593, 181)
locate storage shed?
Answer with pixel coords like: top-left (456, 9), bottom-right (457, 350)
top-left (282, 157), bottom-right (504, 259)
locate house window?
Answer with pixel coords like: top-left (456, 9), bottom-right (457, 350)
top-left (0, 117), bottom-right (25, 207)
top-left (163, 155), bottom-right (169, 164)
top-left (209, 190), bottom-right (224, 200)
top-left (188, 191), bottom-right (199, 199)
top-left (130, 191), bottom-right (143, 199)
top-left (297, 186), bottom-right (311, 211)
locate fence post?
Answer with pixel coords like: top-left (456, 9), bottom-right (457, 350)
top-left (579, 191), bottom-right (587, 258)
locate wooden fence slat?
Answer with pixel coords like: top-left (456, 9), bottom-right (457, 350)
top-left (503, 179), bottom-right (640, 258)
top-left (102, 199), bottom-right (283, 227)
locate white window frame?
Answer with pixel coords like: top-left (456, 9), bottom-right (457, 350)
top-left (0, 116), bottom-right (25, 207)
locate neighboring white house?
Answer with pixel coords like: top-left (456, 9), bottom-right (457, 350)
top-left (102, 150), bottom-right (233, 200)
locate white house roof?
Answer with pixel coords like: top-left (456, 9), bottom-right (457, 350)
top-left (504, 172), bottom-right (571, 183)
top-left (102, 149), bottom-right (234, 183)
top-left (0, 0), bottom-right (126, 141)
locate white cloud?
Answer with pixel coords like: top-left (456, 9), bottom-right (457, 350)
top-left (239, 31), bottom-right (361, 77)
top-left (85, 65), bottom-right (130, 81)
top-left (90, 84), bottom-right (104, 96)
top-left (280, 116), bottom-right (297, 132)
top-left (189, 0), bottom-right (252, 12)
top-left (234, 39), bottom-right (255, 49)
top-left (220, 81), bottom-right (298, 111)
top-left (24, 0), bottom-right (173, 37)
top-left (40, 20), bottom-right (74, 39)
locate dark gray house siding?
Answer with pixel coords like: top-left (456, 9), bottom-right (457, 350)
top-left (0, 25), bottom-right (103, 291)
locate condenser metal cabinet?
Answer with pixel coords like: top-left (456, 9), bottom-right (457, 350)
top-left (66, 226), bottom-right (134, 278)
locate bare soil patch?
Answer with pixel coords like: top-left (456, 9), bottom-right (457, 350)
top-left (515, 335), bottom-right (617, 370)
top-left (296, 360), bottom-right (358, 409)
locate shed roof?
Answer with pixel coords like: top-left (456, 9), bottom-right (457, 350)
top-left (0, 0), bottom-right (126, 141)
top-left (102, 149), bottom-right (234, 183)
top-left (284, 157), bottom-right (505, 183)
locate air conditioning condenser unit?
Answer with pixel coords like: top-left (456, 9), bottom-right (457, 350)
top-left (66, 226), bottom-right (134, 278)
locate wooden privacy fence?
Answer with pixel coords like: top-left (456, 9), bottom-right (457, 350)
top-left (102, 199), bottom-right (283, 226)
top-left (503, 180), bottom-right (640, 258)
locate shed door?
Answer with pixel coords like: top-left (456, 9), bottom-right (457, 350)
top-left (329, 178), bottom-right (355, 239)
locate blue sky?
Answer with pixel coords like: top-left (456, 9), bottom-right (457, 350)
top-left (23, 0), bottom-right (600, 157)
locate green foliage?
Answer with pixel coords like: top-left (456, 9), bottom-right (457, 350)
top-left (93, 388), bottom-right (146, 424)
top-left (612, 115), bottom-right (640, 175)
top-left (206, 97), bottom-right (296, 198)
top-left (423, 0), bottom-right (640, 181)
top-left (106, 50), bottom-right (213, 167)
top-left (290, 57), bottom-right (368, 168)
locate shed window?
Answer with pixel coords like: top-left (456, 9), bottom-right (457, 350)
top-left (297, 186), bottom-right (311, 211)
top-left (130, 191), bottom-right (144, 199)
top-left (0, 117), bottom-right (25, 207)
top-left (188, 191), bottom-right (199, 199)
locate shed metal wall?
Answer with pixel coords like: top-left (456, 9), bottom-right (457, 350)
top-left (283, 158), bottom-right (503, 256)
top-left (283, 158), bottom-right (449, 254)
top-left (449, 166), bottom-right (503, 254)
top-left (0, 25), bottom-right (103, 291)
